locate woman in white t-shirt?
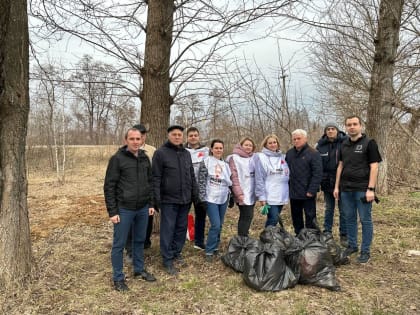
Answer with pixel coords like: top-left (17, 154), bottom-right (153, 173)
top-left (198, 139), bottom-right (232, 262)
top-left (255, 134), bottom-right (289, 227)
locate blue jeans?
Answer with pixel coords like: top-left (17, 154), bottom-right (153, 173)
top-left (160, 203), bottom-right (190, 267)
top-left (340, 191), bottom-right (373, 253)
top-left (265, 205), bottom-right (284, 227)
top-left (323, 191), bottom-right (346, 236)
top-left (111, 206), bottom-right (149, 281)
top-left (205, 200), bottom-right (228, 255)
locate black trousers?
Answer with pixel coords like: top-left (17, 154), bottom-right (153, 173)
top-left (193, 201), bottom-right (207, 247)
top-left (290, 198), bottom-right (317, 235)
top-left (237, 204), bottom-right (255, 236)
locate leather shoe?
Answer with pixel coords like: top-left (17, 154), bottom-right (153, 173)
top-left (114, 280), bottom-right (129, 291)
top-left (174, 256), bottom-right (187, 267)
top-left (134, 270), bottom-right (156, 282)
top-left (164, 264), bottom-right (179, 275)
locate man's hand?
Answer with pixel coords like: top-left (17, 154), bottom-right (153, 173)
top-left (110, 215), bottom-right (120, 224)
top-left (148, 207), bottom-right (155, 216)
top-left (365, 190), bottom-right (375, 202)
top-left (333, 188), bottom-right (339, 200)
top-left (306, 192), bottom-right (314, 198)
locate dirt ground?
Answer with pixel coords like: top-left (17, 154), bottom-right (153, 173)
top-left (2, 147), bottom-right (420, 315)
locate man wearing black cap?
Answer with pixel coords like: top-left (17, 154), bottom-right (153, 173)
top-left (316, 122), bottom-right (348, 246)
top-left (152, 125), bottom-right (199, 275)
top-left (125, 124), bottom-right (156, 261)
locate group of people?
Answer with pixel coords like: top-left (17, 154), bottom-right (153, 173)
top-left (104, 115), bottom-right (382, 291)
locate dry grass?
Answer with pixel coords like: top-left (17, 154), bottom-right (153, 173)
top-left (1, 146), bottom-right (419, 315)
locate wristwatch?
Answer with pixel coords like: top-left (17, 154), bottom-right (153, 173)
top-left (367, 187), bottom-right (375, 192)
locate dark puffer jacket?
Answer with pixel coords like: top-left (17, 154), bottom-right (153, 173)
top-left (316, 131), bottom-right (347, 192)
top-left (152, 141), bottom-right (198, 206)
top-left (285, 143), bottom-right (322, 199)
top-left (104, 146), bottom-right (153, 217)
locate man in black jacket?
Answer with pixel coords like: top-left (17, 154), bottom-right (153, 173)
top-left (286, 129), bottom-right (323, 235)
top-left (316, 122), bottom-right (348, 246)
top-left (152, 125), bottom-right (199, 275)
top-left (104, 128), bottom-right (156, 291)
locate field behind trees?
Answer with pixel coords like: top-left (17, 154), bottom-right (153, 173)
top-left (2, 146), bottom-right (419, 315)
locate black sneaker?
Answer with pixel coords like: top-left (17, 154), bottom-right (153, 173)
top-left (343, 247), bottom-right (358, 257)
top-left (357, 252), bottom-right (370, 264)
top-left (133, 270), bottom-right (156, 282)
top-left (114, 280), bottom-right (129, 292)
top-left (164, 264), bottom-right (179, 275)
top-left (174, 256), bottom-right (187, 267)
top-left (205, 254), bottom-right (214, 263)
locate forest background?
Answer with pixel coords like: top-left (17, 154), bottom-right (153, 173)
top-left (0, 0), bottom-right (419, 313)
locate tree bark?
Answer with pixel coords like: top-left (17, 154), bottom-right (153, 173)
top-left (140, 0), bottom-right (174, 147)
top-left (366, 0), bottom-right (404, 194)
top-left (0, 0), bottom-right (32, 287)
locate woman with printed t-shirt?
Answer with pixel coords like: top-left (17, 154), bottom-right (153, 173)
top-left (255, 134), bottom-right (289, 227)
top-left (228, 137), bottom-right (257, 237)
top-left (198, 139), bottom-right (232, 262)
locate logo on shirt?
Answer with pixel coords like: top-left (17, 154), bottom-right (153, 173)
top-left (355, 145), bottom-right (363, 153)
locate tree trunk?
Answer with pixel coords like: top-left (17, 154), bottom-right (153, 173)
top-left (0, 0), bottom-right (32, 287)
top-left (140, 0), bottom-right (174, 147)
top-left (366, 0), bottom-right (404, 194)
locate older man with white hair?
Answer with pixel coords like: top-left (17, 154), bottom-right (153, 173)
top-left (285, 129), bottom-right (323, 235)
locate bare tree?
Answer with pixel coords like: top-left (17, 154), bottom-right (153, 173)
top-left (30, 63), bottom-right (68, 182)
top-left (306, 0), bottom-right (418, 192)
top-left (30, 0), bottom-right (300, 145)
top-left (70, 55), bottom-right (133, 144)
top-left (366, 0), bottom-right (405, 194)
top-left (0, 0), bottom-right (32, 287)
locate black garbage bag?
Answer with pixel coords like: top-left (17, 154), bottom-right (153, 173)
top-left (242, 242), bottom-right (298, 291)
top-left (221, 235), bottom-right (259, 273)
top-left (321, 232), bottom-right (350, 266)
top-left (259, 223), bottom-right (303, 280)
top-left (296, 228), bottom-right (341, 291)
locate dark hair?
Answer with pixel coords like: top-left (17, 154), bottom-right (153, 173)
top-left (345, 115), bottom-right (362, 125)
top-left (209, 139), bottom-right (224, 156)
top-left (187, 127), bottom-right (200, 135)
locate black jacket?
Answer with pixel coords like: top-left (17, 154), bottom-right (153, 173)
top-left (152, 141), bottom-right (198, 206)
top-left (104, 146), bottom-right (153, 217)
top-left (285, 143), bottom-right (323, 199)
top-left (316, 131), bottom-right (347, 192)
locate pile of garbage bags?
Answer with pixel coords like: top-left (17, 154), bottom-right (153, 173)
top-left (221, 220), bottom-right (349, 292)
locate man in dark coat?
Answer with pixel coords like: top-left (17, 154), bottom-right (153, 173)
top-left (316, 122), bottom-right (348, 246)
top-left (152, 125), bottom-right (199, 275)
top-left (286, 129), bottom-right (323, 235)
top-left (104, 128), bottom-right (156, 291)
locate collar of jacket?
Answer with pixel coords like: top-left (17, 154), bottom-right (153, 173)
top-left (165, 140), bottom-right (184, 151)
top-left (317, 130), bottom-right (347, 146)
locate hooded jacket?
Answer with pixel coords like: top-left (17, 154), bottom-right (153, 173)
top-left (104, 146), bottom-right (153, 217)
top-left (152, 140), bottom-right (198, 206)
top-left (316, 130), bottom-right (347, 192)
